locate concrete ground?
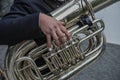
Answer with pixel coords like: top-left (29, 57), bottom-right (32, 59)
top-left (0, 43), bottom-right (120, 80)
top-left (70, 43), bottom-right (120, 80)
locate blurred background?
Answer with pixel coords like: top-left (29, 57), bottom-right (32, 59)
top-left (95, 1), bottom-right (120, 45)
top-left (0, 0), bottom-right (120, 80)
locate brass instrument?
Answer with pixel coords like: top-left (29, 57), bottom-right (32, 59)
top-left (3, 0), bottom-right (119, 80)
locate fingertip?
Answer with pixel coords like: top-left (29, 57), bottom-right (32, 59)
top-left (55, 40), bottom-right (60, 47)
top-left (68, 34), bottom-right (71, 40)
top-left (64, 31), bottom-right (71, 40)
top-left (59, 21), bottom-right (65, 26)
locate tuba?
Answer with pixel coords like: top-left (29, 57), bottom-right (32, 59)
top-left (3, 0), bottom-right (119, 80)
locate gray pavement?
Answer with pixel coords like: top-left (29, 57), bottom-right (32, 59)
top-left (70, 43), bottom-right (120, 80)
top-left (0, 43), bottom-right (120, 80)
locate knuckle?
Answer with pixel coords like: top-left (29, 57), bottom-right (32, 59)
top-left (62, 27), bottom-right (67, 32)
top-left (46, 31), bottom-right (51, 35)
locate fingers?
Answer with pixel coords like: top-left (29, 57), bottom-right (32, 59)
top-left (52, 22), bottom-right (70, 45)
top-left (59, 23), bottom-right (71, 40)
top-left (46, 34), bottom-right (51, 48)
top-left (51, 30), bottom-right (60, 46)
top-left (56, 26), bottom-right (66, 44)
top-left (39, 14), bottom-right (69, 48)
top-left (46, 28), bottom-right (61, 48)
top-left (53, 22), bottom-right (70, 46)
top-left (45, 20), bottom-right (70, 48)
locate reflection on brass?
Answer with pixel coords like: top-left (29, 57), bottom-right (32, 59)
top-left (4, 0), bottom-right (119, 80)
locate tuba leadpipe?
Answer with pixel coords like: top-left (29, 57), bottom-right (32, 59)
top-left (51, 0), bottom-right (119, 20)
top-left (4, 0), bottom-right (120, 80)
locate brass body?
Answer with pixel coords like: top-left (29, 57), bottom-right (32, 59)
top-left (4, 0), bottom-right (119, 80)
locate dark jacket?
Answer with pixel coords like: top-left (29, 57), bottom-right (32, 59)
top-left (0, 0), bottom-right (54, 45)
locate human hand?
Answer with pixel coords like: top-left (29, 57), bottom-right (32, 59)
top-left (39, 13), bottom-right (70, 48)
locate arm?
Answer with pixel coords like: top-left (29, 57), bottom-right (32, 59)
top-left (0, 0), bottom-right (42, 45)
top-left (0, 0), bottom-right (70, 47)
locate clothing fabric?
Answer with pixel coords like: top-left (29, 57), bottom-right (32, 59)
top-left (0, 0), bottom-right (54, 45)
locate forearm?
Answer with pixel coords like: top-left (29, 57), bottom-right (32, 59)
top-left (0, 13), bottom-right (42, 45)
top-left (0, 0), bottom-right (47, 45)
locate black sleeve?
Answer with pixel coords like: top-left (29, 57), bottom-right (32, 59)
top-left (0, 0), bottom-right (46, 45)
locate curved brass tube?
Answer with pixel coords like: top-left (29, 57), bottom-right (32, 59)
top-left (4, 0), bottom-right (119, 80)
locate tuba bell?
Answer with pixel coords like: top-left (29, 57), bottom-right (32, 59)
top-left (3, 0), bottom-right (119, 80)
